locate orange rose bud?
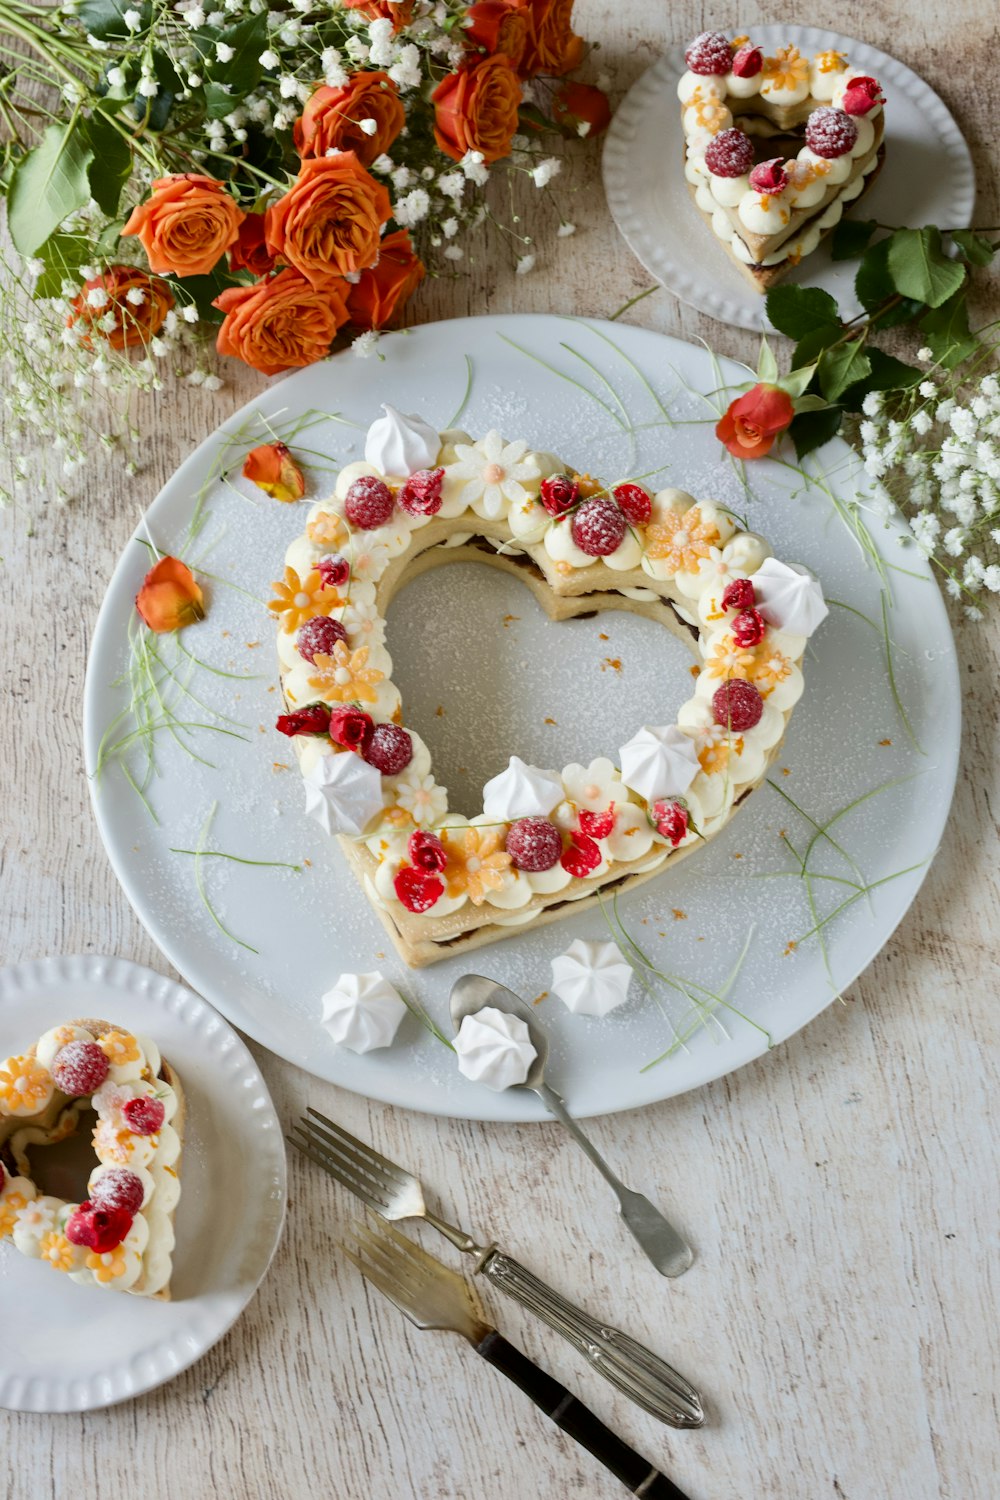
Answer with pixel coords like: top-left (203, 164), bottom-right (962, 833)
top-left (68, 266), bottom-right (172, 351)
top-left (228, 213), bottom-right (276, 276)
top-left (341, 0), bottom-right (413, 29)
top-left (520, 0), bottom-right (584, 77)
top-left (135, 556), bottom-right (205, 633)
top-left (552, 81), bottom-right (611, 137)
top-left (243, 442), bottom-right (307, 503)
top-left (716, 384), bottom-right (795, 460)
top-left (295, 71), bottom-right (405, 167)
top-left (214, 268), bottom-right (349, 376)
top-left (464, 1), bottom-right (530, 70)
top-left (346, 228), bottom-right (425, 330)
top-left (265, 154), bottom-right (392, 286)
top-left (432, 54), bottom-right (522, 165)
top-left (121, 174), bottom-right (245, 278)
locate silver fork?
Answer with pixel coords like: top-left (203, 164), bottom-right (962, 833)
top-left (290, 1109), bottom-right (704, 1429)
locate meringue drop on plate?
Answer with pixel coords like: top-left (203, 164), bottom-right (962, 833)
top-left (550, 939), bottom-right (633, 1018)
top-left (750, 557), bottom-right (828, 637)
top-left (364, 404), bottom-right (441, 477)
top-left (482, 756), bottom-right (564, 821)
top-left (320, 970), bottom-right (407, 1053)
top-left (453, 1005), bottom-right (537, 1090)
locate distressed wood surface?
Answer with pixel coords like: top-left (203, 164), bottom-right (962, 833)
top-left (3, 3), bottom-right (999, 1497)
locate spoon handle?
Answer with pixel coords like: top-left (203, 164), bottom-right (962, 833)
top-left (536, 1084), bottom-right (693, 1279)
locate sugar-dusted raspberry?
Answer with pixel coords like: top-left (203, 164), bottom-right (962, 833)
top-left (65, 1202), bottom-right (133, 1252)
top-left (704, 128), bottom-right (755, 179)
top-left (612, 482), bottom-right (651, 526)
top-left (560, 831), bottom-right (602, 878)
top-left (51, 1041), bottom-right (109, 1097)
top-left (748, 158), bottom-right (789, 194)
top-left (344, 474), bottom-right (394, 529)
top-left (731, 608), bottom-right (767, 648)
top-left (731, 43), bottom-right (763, 78)
top-left (394, 866), bottom-right (443, 913)
top-left (842, 76), bottom-right (884, 116)
top-left (650, 799), bottom-right (690, 847)
top-left (804, 107), bottom-right (858, 159)
top-left (571, 496), bottom-right (626, 557)
top-left (318, 553), bottom-right (350, 588)
top-left (721, 577), bottom-right (756, 612)
top-left (579, 805), bottom-right (616, 840)
top-left (296, 614), bottom-right (348, 664)
top-left (505, 817), bottom-right (562, 872)
top-left (90, 1168), bottom-right (145, 1217)
top-left (712, 679), bottom-right (763, 732)
top-left (122, 1096), bottom-right (166, 1136)
top-left (408, 829), bottom-right (447, 873)
top-left (539, 473), bottom-right (579, 517)
top-left (364, 723), bottom-right (413, 775)
top-left (399, 467), bottom-right (445, 517)
top-left (684, 31), bottom-right (732, 75)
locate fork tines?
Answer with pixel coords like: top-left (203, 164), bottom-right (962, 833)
top-left (287, 1109), bottom-right (408, 1216)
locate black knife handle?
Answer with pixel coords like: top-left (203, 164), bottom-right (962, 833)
top-left (476, 1329), bottom-right (693, 1499)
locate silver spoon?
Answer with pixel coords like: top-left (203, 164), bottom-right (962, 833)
top-left (450, 974), bottom-right (694, 1279)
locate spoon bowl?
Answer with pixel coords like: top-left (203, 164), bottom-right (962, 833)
top-left (449, 973), bottom-right (548, 1090)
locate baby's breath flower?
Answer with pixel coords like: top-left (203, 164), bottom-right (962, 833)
top-left (516, 253), bottom-right (536, 275)
top-left (352, 330), bottom-right (381, 359)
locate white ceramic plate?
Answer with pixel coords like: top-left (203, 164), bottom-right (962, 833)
top-left (82, 315), bottom-right (959, 1121)
top-left (0, 954), bottom-right (286, 1412)
top-left (602, 26), bottom-right (976, 331)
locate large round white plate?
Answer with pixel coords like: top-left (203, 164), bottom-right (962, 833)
top-left (83, 314), bottom-right (959, 1121)
top-left (602, 26), bottom-right (976, 331)
top-left (0, 954), bottom-right (286, 1412)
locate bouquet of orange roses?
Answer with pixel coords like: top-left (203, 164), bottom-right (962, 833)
top-left (0, 0), bottom-right (607, 494)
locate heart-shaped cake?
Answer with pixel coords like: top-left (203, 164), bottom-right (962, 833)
top-left (272, 408), bottom-right (827, 967)
top-left (678, 31), bottom-right (886, 290)
top-left (0, 1020), bottom-right (183, 1297)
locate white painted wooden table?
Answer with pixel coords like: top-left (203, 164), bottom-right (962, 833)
top-left (3, 4), bottom-right (999, 1496)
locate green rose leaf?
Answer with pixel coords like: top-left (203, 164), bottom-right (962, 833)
top-left (951, 229), bottom-right (997, 267)
top-left (818, 340), bottom-right (871, 402)
top-left (886, 226), bottom-right (966, 309)
top-left (788, 406), bottom-right (843, 460)
top-left (7, 123), bottom-right (94, 256)
top-left (77, 0), bottom-right (151, 39)
top-left (765, 284), bottom-right (840, 340)
top-left (855, 240), bottom-right (923, 327)
top-left (919, 290), bottom-right (979, 370)
top-left (196, 11), bottom-right (267, 95)
top-left (837, 348), bottom-right (923, 412)
top-left (30, 232), bottom-right (91, 299)
top-left (81, 111), bottom-right (133, 217)
top-left (790, 322), bottom-right (842, 370)
top-left (831, 218), bottom-right (877, 262)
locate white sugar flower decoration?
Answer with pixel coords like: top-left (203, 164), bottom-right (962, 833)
top-left (395, 772), bottom-right (448, 825)
top-left (448, 430), bottom-right (540, 519)
top-left (342, 597), bottom-right (386, 647)
top-left (560, 756), bottom-right (621, 812)
top-left (349, 541), bottom-right (390, 583)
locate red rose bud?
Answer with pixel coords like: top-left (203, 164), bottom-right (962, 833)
top-left (552, 81), bottom-right (611, 139)
top-left (578, 804), bottom-right (615, 840)
top-left (721, 577), bottom-right (756, 612)
top-left (560, 831), bottom-right (602, 878)
top-left (318, 553), bottom-right (350, 588)
top-left (650, 800), bottom-right (689, 847)
top-left (407, 829), bottom-right (447, 873)
top-left (276, 704), bottom-right (332, 737)
top-left (65, 1202), bottom-right (134, 1253)
top-left (842, 76), bottom-right (884, 115)
top-left (731, 43), bottom-right (763, 78)
top-left (539, 473), bottom-right (579, 516)
top-left (716, 383), bottom-right (795, 460)
top-left (731, 608), bottom-right (767, 648)
top-left (398, 467), bottom-right (445, 516)
top-left (329, 706), bottom-right (374, 751)
top-left (748, 158), bottom-right (788, 194)
top-left (394, 866), bottom-right (443, 913)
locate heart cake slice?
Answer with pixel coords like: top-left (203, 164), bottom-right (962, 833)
top-left (0, 1020), bottom-right (184, 1298)
top-left (272, 408), bottom-right (828, 968)
top-left (679, 31), bottom-right (886, 290)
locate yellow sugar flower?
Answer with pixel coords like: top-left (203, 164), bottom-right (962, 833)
top-left (93, 1119), bottom-right (136, 1164)
top-left (442, 827), bottom-right (511, 906)
top-left (307, 511), bottom-right (348, 549)
top-left (814, 49), bottom-right (847, 75)
top-left (752, 647), bottom-right (793, 694)
top-left (763, 45), bottom-right (808, 92)
top-left (268, 566), bottom-right (342, 634)
top-left (645, 506), bottom-right (720, 575)
top-left (705, 635), bottom-right (756, 681)
top-left (692, 98), bottom-right (729, 133)
top-left (0, 1054), bottom-right (53, 1114)
top-left (40, 1231), bottom-right (76, 1272)
top-left (99, 1030), bottom-right (140, 1067)
top-left (87, 1245), bottom-right (129, 1283)
top-left (308, 641), bottom-right (384, 704)
top-left (696, 727), bottom-right (735, 776)
top-left (0, 1191), bottom-right (28, 1237)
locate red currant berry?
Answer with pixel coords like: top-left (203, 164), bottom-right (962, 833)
top-left (684, 31), bottom-right (732, 75)
top-left (90, 1169), bottom-right (145, 1217)
top-left (804, 107), bottom-right (858, 159)
top-left (364, 723), bottom-right (413, 775)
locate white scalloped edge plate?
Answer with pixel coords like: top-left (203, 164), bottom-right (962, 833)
top-left (0, 955), bottom-right (286, 1413)
top-left (602, 25), bottom-right (976, 330)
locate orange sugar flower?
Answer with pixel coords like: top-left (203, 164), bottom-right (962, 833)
top-left (705, 635), bottom-right (756, 681)
top-left (93, 1120), bottom-right (138, 1164)
top-left (243, 443), bottom-right (306, 504)
top-left (763, 45), bottom-right (808, 92)
top-left (442, 826), bottom-right (511, 905)
top-left (306, 511), bottom-right (348, 548)
top-left (87, 1245), bottom-right (129, 1283)
top-left (0, 1055), bottom-right (53, 1114)
top-left (268, 566), bottom-right (342, 633)
top-left (751, 647), bottom-right (793, 694)
top-left (645, 506), bottom-right (721, 574)
top-left (307, 642), bottom-right (384, 704)
top-left (99, 1030), bottom-right (141, 1067)
top-left (135, 556), bottom-right (205, 634)
top-left (40, 1231), bottom-right (77, 1272)
top-left (0, 1191), bottom-right (28, 1237)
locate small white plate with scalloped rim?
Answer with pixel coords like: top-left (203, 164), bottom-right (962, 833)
top-left (602, 25), bottom-right (975, 331)
top-left (0, 954), bottom-right (286, 1413)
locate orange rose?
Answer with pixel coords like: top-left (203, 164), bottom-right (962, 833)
top-left (346, 228), bottom-right (425, 329)
top-left (552, 80), bottom-right (611, 137)
top-left (464, 1), bottom-right (530, 70)
top-left (228, 213), bottom-right (277, 276)
top-left (295, 72), bottom-right (405, 167)
top-left (265, 154), bottom-right (391, 286)
top-left (243, 442), bottom-right (306, 502)
top-left (67, 266), bottom-right (172, 351)
top-left (341, 0), bottom-right (413, 29)
top-left (122, 174), bottom-right (245, 277)
top-left (520, 0), bottom-right (584, 77)
top-left (432, 54), bottom-right (522, 165)
top-left (214, 268), bottom-right (349, 376)
top-left (136, 556), bottom-right (205, 633)
top-left (716, 384), bottom-right (795, 459)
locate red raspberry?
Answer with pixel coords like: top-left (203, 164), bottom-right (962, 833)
top-left (296, 615), bottom-right (348, 663)
top-left (560, 832), bottom-right (602, 878)
top-left (579, 805), bottom-right (616, 840)
top-left (51, 1041), bottom-right (109, 1096)
top-left (712, 679), bottom-right (763, 732)
top-left (90, 1168), bottom-right (145, 1217)
top-left (408, 829), bottom-right (447, 873)
top-left (721, 577), bottom-right (756, 612)
top-left (363, 723), bottom-right (413, 775)
top-left (612, 482), bottom-right (651, 526)
top-left (748, 158), bottom-right (788, 194)
top-left (650, 799), bottom-right (690, 847)
top-left (122, 1096), bottom-right (166, 1136)
top-left (704, 128), bottom-right (755, 179)
top-left (804, 107), bottom-right (858, 159)
top-left (731, 43), bottom-right (763, 78)
top-left (731, 608), bottom-right (767, 648)
top-left (276, 704), bottom-right (332, 738)
top-left (505, 817), bottom-right (562, 872)
top-left (398, 467), bottom-right (445, 516)
top-left (329, 706), bottom-right (373, 751)
top-left (684, 31), bottom-right (732, 75)
top-left (394, 866), bottom-right (443, 913)
top-left (344, 474), bottom-right (394, 529)
top-left (318, 553), bottom-right (350, 588)
top-left (65, 1202), bottom-right (133, 1252)
top-left (842, 76), bottom-right (884, 116)
top-left (539, 473), bottom-right (579, 516)
top-left (571, 496), bottom-right (626, 557)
